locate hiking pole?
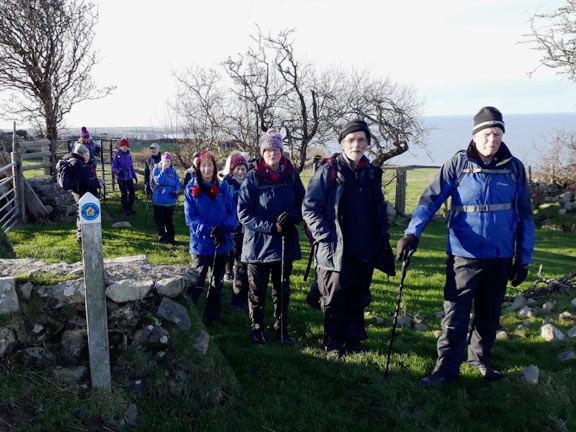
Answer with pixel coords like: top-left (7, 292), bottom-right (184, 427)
top-left (204, 245), bottom-right (219, 322)
top-left (384, 254), bottom-right (412, 378)
top-left (280, 235), bottom-right (286, 344)
top-left (145, 192), bottom-right (150, 229)
top-left (303, 242), bottom-right (316, 282)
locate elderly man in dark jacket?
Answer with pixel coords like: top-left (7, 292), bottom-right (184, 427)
top-left (397, 107), bottom-right (535, 385)
top-left (238, 130), bottom-right (306, 344)
top-left (302, 119), bottom-right (396, 358)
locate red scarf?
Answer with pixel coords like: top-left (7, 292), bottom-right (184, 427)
top-left (256, 156), bottom-right (295, 184)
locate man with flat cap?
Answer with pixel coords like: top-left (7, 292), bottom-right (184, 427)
top-left (303, 119), bottom-right (396, 358)
top-left (397, 106), bottom-right (535, 385)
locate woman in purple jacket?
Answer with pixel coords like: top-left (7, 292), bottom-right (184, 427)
top-left (112, 138), bottom-right (137, 215)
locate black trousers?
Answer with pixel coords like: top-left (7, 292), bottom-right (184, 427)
top-left (434, 255), bottom-right (512, 378)
top-left (230, 233), bottom-right (249, 308)
top-left (118, 179), bottom-right (135, 212)
top-left (247, 261), bottom-right (292, 331)
top-left (153, 205), bottom-right (175, 241)
top-left (188, 253), bottom-right (227, 323)
top-left (316, 258), bottom-right (374, 351)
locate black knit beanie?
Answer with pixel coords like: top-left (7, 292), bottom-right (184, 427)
top-left (338, 119), bottom-right (371, 144)
top-left (473, 106), bottom-right (505, 135)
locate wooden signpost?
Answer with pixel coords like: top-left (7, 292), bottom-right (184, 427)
top-left (79, 192), bottom-right (111, 391)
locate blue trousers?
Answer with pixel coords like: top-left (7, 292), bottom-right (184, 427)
top-left (434, 255), bottom-right (512, 378)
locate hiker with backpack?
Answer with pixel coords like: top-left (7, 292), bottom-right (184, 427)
top-left (77, 126), bottom-right (99, 177)
top-left (184, 151), bottom-right (236, 324)
top-left (150, 153), bottom-right (180, 245)
top-left (111, 138), bottom-right (137, 216)
top-left (237, 130), bottom-right (306, 344)
top-left (302, 119), bottom-right (396, 358)
top-left (221, 151), bottom-right (250, 311)
top-left (144, 143), bottom-right (162, 197)
top-left (396, 107), bottom-right (535, 385)
top-left (58, 143), bottom-right (103, 242)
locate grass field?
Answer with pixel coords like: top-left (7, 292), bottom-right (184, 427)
top-left (4, 169), bottom-right (576, 431)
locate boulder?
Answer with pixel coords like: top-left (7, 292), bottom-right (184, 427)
top-left (507, 296), bottom-right (527, 312)
top-left (567, 326), bottom-right (576, 338)
top-left (0, 327), bottom-right (17, 358)
top-left (105, 279), bottom-right (154, 303)
top-left (496, 331), bottom-right (509, 340)
top-left (155, 277), bottom-right (183, 298)
top-left (523, 365), bottom-right (539, 385)
top-left (541, 323), bottom-right (565, 342)
top-left (156, 298), bottom-right (191, 330)
top-left (0, 277), bottom-right (20, 314)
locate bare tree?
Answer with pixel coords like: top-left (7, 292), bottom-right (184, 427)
top-left (526, 1), bottom-right (576, 82)
top-left (327, 69), bottom-right (426, 167)
top-left (536, 129), bottom-right (576, 189)
top-left (0, 0), bottom-right (113, 141)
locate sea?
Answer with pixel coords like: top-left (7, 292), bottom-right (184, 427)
top-left (389, 112), bottom-right (576, 168)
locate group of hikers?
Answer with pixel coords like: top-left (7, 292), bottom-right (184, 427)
top-left (62, 106), bottom-right (535, 385)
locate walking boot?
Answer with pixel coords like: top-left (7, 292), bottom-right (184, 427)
top-left (251, 329), bottom-right (266, 344)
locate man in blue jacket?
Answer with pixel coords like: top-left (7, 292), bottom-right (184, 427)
top-left (397, 106), bottom-right (535, 385)
top-left (302, 119), bottom-right (396, 358)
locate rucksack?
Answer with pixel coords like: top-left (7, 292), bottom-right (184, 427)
top-left (56, 157), bottom-right (77, 191)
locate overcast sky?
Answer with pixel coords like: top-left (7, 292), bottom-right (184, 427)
top-left (2, 0), bottom-right (575, 130)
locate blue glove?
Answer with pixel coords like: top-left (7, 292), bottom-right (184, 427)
top-left (170, 191), bottom-right (178, 198)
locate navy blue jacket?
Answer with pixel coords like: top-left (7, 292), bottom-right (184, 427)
top-left (406, 142), bottom-right (535, 265)
top-left (302, 153), bottom-right (395, 275)
top-left (223, 174), bottom-right (245, 235)
top-left (238, 159), bottom-right (305, 264)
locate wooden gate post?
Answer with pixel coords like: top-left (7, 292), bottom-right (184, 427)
top-left (395, 167), bottom-right (407, 216)
top-left (79, 192), bottom-right (111, 391)
top-left (11, 122), bottom-right (26, 223)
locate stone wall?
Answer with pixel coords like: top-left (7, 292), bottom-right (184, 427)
top-left (26, 175), bottom-right (76, 221)
top-left (0, 255), bottom-right (210, 392)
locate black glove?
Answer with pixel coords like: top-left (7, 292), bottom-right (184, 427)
top-left (210, 226), bottom-right (227, 248)
top-left (509, 261), bottom-right (528, 287)
top-left (276, 211), bottom-right (297, 231)
top-left (396, 234), bottom-right (419, 261)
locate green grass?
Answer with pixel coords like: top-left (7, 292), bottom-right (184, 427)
top-left (4, 169), bottom-right (576, 430)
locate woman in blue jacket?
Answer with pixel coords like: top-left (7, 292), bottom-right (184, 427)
top-left (111, 138), bottom-right (137, 215)
top-left (151, 153), bottom-right (180, 244)
top-left (184, 151), bottom-right (236, 324)
top-left (237, 130), bottom-right (305, 344)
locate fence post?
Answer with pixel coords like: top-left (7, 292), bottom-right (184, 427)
top-left (395, 167), bottom-right (407, 216)
top-left (79, 192), bottom-right (111, 391)
top-left (11, 122), bottom-right (26, 223)
top-left (42, 140), bottom-right (52, 175)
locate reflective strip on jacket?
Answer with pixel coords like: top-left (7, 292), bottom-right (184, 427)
top-left (405, 142), bottom-right (535, 265)
top-left (151, 164), bottom-right (180, 206)
top-left (183, 178), bottom-right (236, 256)
top-left (237, 168), bottom-right (305, 263)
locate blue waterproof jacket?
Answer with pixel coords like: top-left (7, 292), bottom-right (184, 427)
top-left (223, 174), bottom-right (244, 235)
top-left (406, 142), bottom-right (535, 265)
top-left (151, 164), bottom-right (180, 206)
top-left (302, 153), bottom-right (395, 275)
top-left (184, 177), bottom-right (236, 256)
top-left (238, 159), bottom-right (305, 264)
top-left (111, 150), bottom-right (136, 181)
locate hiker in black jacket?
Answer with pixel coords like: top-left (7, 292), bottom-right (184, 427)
top-left (302, 119), bottom-right (396, 358)
top-left (67, 143), bottom-right (102, 242)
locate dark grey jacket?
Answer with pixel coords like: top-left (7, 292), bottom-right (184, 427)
top-left (302, 153), bottom-right (395, 275)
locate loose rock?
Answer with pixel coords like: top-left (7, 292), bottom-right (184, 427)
top-left (567, 326), bottom-right (576, 338)
top-left (496, 330), bottom-right (509, 340)
top-left (61, 330), bottom-right (88, 361)
top-left (192, 330), bottom-right (210, 355)
top-left (0, 327), bottom-right (17, 358)
top-left (396, 315), bottom-right (412, 328)
top-left (412, 313), bottom-right (424, 324)
top-left (155, 277), bottom-right (183, 298)
top-left (523, 365), bottom-right (539, 384)
top-left (0, 277), bottom-right (20, 314)
top-left (374, 316), bottom-right (385, 325)
top-left (18, 282), bottom-right (34, 301)
top-left (105, 279), bottom-right (154, 303)
top-left (541, 323), bottom-right (565, 341)
top-left (414, 323), bottom-right (429, 332)
top-left (559, 311), bottom-right (574, 320)
top-left (433, 330), bottom-right (442, 338)
top-left (571, 298), bottom-right (576, 308)
top-left (156, 298), bottom-right (191, 330)
top-left (557, 352), bottom-right (576, 361)
top-left (124, 403), bottom-right (139, 427)
top-left (518, 306), bottom-right (537, 319)
top-left (52, 366), bottom-right (87, 383)
top-left (542, 301), bottom-right (556, 314)
top-left (112, 221), bottom-right (131, 228)
top-left (507, 296), bottom-right (527, 312)
top-left (434, 311), bottom-right (445, 319)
